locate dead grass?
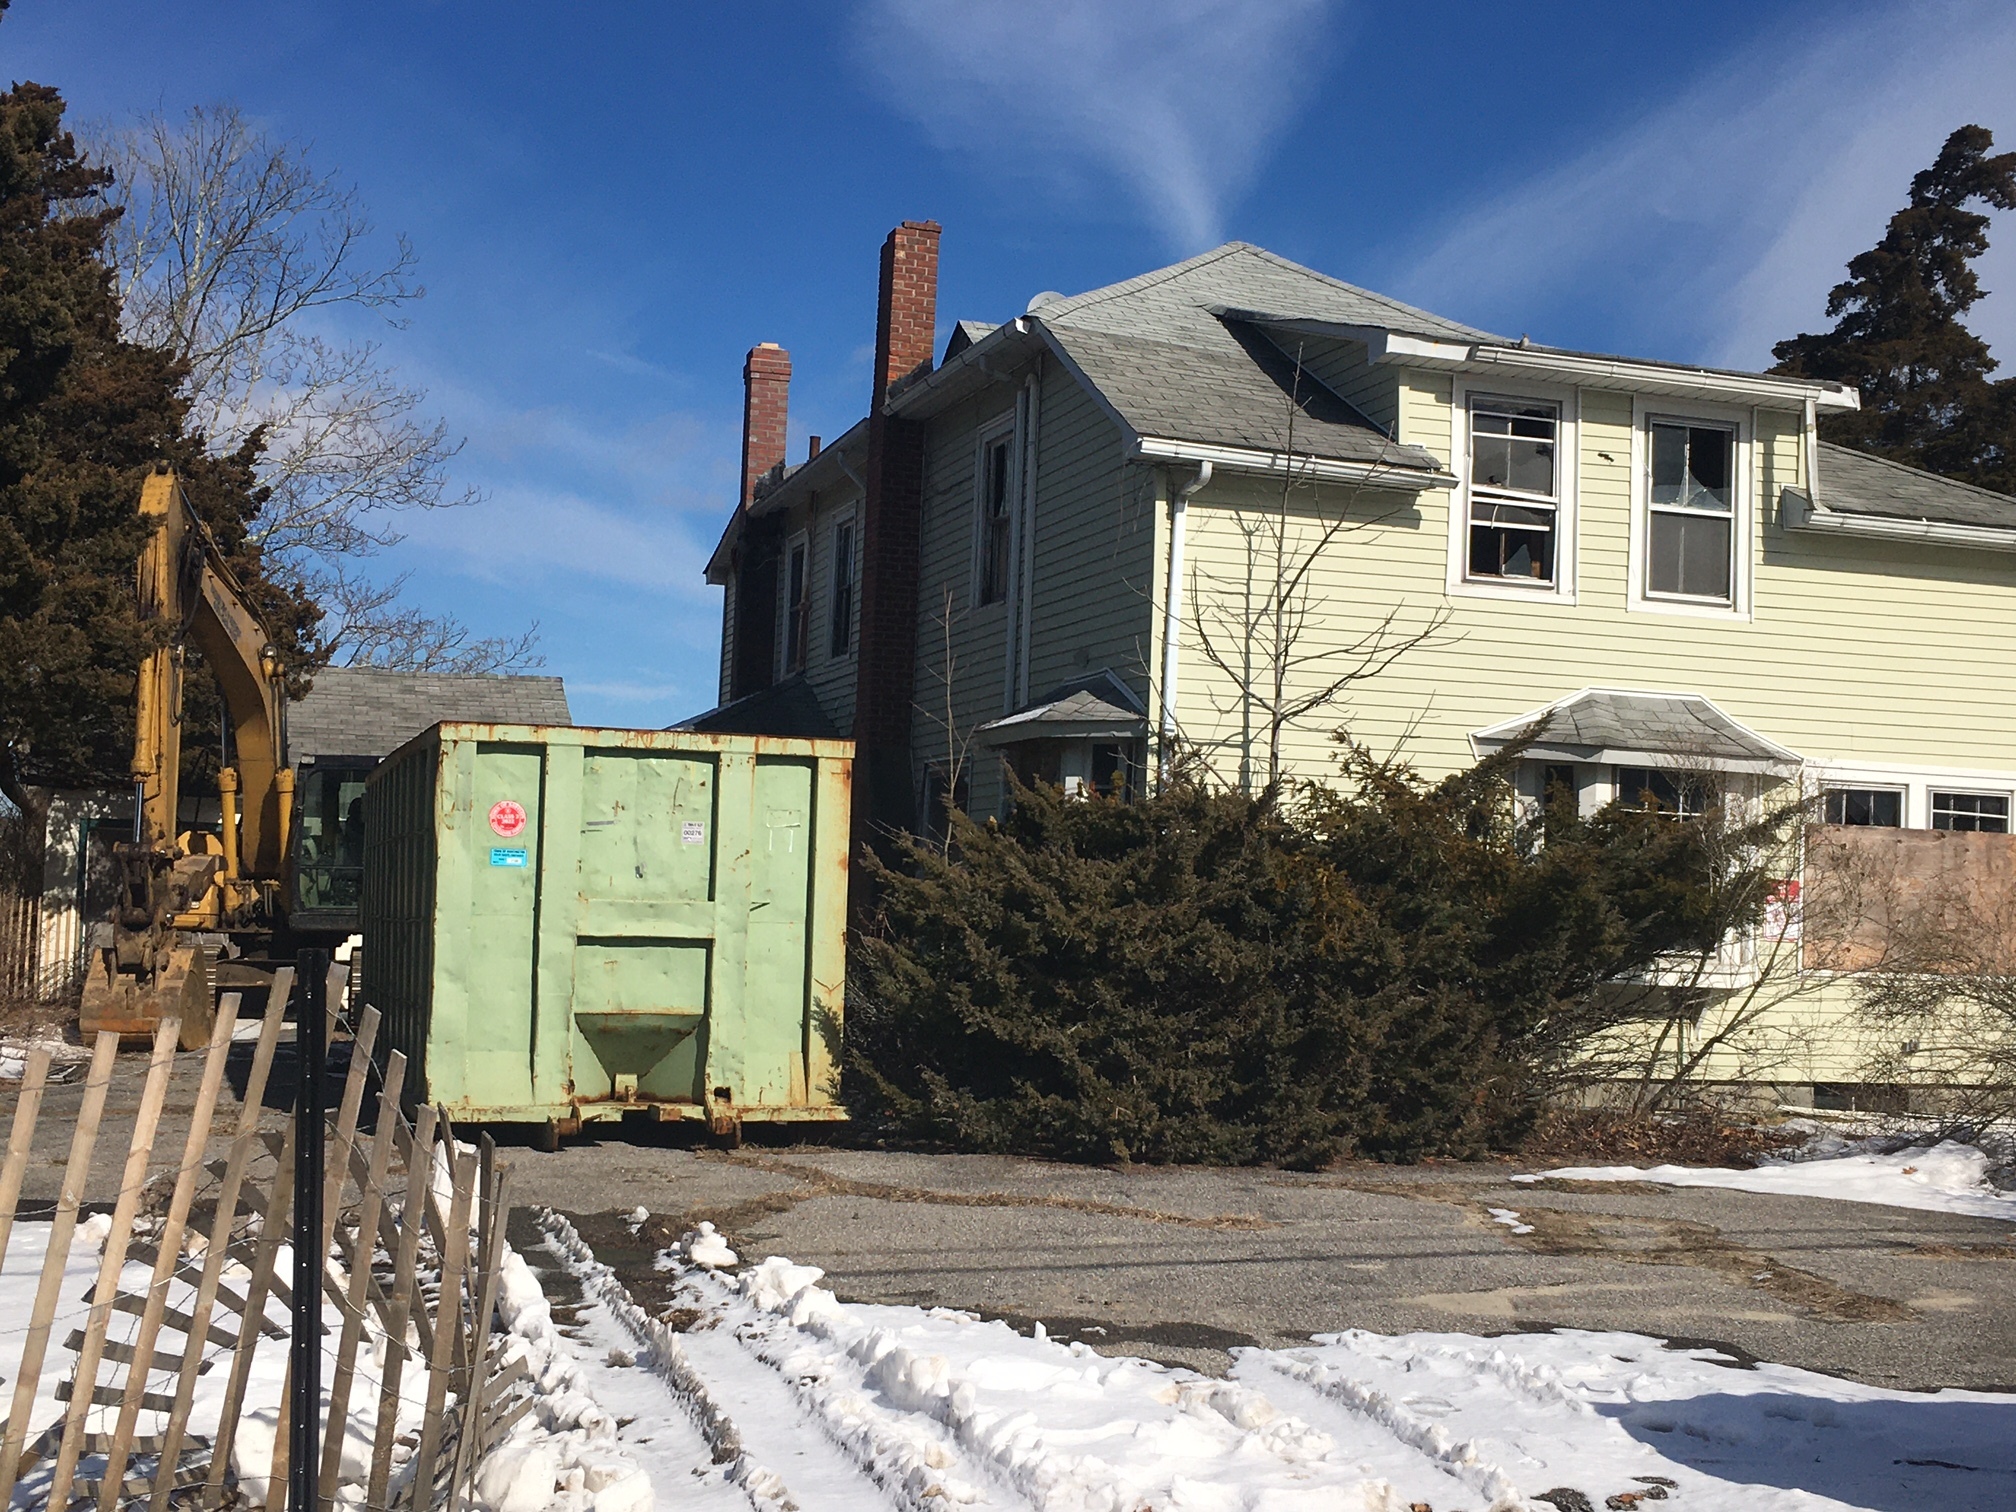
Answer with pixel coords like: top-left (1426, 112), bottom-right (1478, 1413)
top-left (1517, 1109), bottom-right (1807, 1170)
top-left (0, 990), bottom-right (76, 1041)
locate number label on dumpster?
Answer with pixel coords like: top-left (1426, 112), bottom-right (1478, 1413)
top-left (682, 821), bottom-right (705, 845)
top-left (489, 847), bottom-right (528, 867)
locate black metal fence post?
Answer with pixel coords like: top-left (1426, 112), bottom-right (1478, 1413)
top-left (292, 949), bottom-right (329, 1512)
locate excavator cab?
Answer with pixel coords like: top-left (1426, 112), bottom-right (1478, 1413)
top-left (289, 754), bottom-right (376, 935)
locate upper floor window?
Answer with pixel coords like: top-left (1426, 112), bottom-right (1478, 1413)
top-left (782, 537), bottom-right (809, 675)
top-left (1646, 421), bottom-right (1735, 603)
top-left (976, 433), bottom-right (1013, 606)
top-left (1932, 790), bottom-right (2009, 833)
top-left (1466, 397), bottom-right (1559, 585)
top-left (1824, 787), bottom-right (1902, 827)
top-left (828, 519), bottom-right (856, 658)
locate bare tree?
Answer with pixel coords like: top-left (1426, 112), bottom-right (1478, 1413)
top-left (1834, 826), bottom-right (2016, 1130)
top-left (88, 104), bottom-right (539, 672)
top-left (915, 586), bottom-right (978, 849)
top-left (1186, 348), bottom-right (1448, 793)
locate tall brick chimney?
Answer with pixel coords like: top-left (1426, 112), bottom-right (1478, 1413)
top-left (729, 342), bottom-right (791, 700)
top-left (740, 342), bottom-right (792, 507)
top-left (852, 221), bottom-right (941, 849)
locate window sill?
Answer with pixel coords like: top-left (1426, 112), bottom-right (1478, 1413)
top-left (1449, 576), bottom-right (1576, 605)
top-left (1629, 593), bottom-right (1750, 622)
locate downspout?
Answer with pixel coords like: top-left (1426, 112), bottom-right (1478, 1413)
top-left (1015, 368), bottom-right (1041, 708)
top-left (1803, 395), bottom-right (1820, 500)
top-left (1158, 460), bottom-right (1212, 785)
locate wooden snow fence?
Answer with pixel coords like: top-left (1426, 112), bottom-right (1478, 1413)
top-left (0, 964), bottom-right (532, 1511)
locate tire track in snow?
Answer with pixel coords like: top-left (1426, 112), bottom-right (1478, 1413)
top-left (537, 1208), bottom-right (815, 1511)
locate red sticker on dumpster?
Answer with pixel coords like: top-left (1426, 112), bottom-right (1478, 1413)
top-left (489, 800), bottom-right (527, 838)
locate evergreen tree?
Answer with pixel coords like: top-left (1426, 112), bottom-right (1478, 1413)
top-left (0, 69), bottom-right (317, 824)
top-left (1772, 125), bottom-right (2016, 493)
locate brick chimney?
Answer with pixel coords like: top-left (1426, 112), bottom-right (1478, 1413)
top-left (740, 342), bottom-right (792, 507)
top-left (852, 221), bottom-right (941, 849)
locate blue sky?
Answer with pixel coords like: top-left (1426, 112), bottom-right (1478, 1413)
top-left (9, 0), bottom-right (2016, 726)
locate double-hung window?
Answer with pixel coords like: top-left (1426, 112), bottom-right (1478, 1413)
top-left (1466, 397), bottom-right (1559, 584)
top-left (976, 433), bottom-right (1013, 606)
top-left (1647, 421), bottom-right (1736, 603)
top-left (828, 519), bottom-right (856, 658)
top-left (782, 538), bottom-right (809, 675)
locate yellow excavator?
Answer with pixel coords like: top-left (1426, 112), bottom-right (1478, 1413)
top-left (78, 470), bottom-right (295, 1050)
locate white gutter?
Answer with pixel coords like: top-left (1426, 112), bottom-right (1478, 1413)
top-left (1784, 492), bottom-right (2016, 553)
top-left (1132, 436), bottom-right (1456, 490)
top-left (1159, 460), bottom-right (1211, 782)
top-left (1459, 346), bottom-right (1861, 411)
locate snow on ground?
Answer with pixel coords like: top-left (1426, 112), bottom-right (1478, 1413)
top-left (1516, 1139), bottom-right (2016, 1221)
top-left (13, 1185), bottom-right (2012, 1511)
top-left (519, 1208), bottom-right (2016, 1512)
top-left (0, 1208), bottom-right (645, 1512)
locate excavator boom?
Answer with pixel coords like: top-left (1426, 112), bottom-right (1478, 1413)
top-left (82, 471), bottom-right (292, 1047)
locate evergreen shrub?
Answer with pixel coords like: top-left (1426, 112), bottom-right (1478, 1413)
top-left (845, 747), bottom-right (1782, 1167)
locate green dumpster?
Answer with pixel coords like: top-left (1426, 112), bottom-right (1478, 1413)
top-left (361, 723), bottom-right (852, 1137)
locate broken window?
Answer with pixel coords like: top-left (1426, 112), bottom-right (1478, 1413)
top-left (828, 519), bottom-right (855, 657)
top-left (1466, 397), bottom-right (1558, 584)
top-left (1617, 766), bottom-right (1708, 819)
top-left (977, 433), bottom-right (1014, 605)
top-left (1931, 791), bottom-right (2010, 833)
top-left (783, 538), bottom-right (809, 675)
top-left (1823, 787), bottom-right (1902, 827)
top-left (1647, 421), bottom-right (1735, 602)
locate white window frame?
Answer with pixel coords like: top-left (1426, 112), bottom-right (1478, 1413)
top-left (1820, 784), bottom-right (1907, 828)
top-left (1446, 378), bottom-right (1580, 603)
top-left (778, 529), bottom-right (810, 678)
top-left (971, 413), bottom-right (1017, 610)
top-left (827, 511), bottom-right (857, 660)
top-left (1931, 788), bottom-right (2013, 833)
top-left (1628, 397), bottom-right (1753, 619)
top-left (1805, 759), bottom-right (2016, 830)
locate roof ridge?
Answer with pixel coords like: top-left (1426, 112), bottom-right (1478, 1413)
top-left (1036, 241), bottom-right (1257, 322)
top-left (1232, 243), bottom-right (1501, 340)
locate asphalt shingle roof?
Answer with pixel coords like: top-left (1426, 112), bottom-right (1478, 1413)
top-left (1037, 242), bottom-right (1497, 345)
top-left (290, 667), bottom-right (571, 760)
top-left (975, 670), bottom-right (1148, 742)
top-left (1472, 689), bottom-right (1801, 769)
top-left (1817, 442), bottom-right (2016, 530)
top-left (674, 677), bottom-right (840, 740)
top-left (1033, 243), bottom-right (1482, 475)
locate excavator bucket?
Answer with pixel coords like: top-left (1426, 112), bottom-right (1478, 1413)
top-left (79, 943), bottom-right (216, 1052)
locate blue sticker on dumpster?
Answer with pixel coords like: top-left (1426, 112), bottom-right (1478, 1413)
top-left (489, 847), bottom-right (528, 867)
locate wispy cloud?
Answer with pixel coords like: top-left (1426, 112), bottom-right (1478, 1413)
top-left (1392, 0), bottom-right (2016, 368)
top-left (396, 481), bottom-right (719, 596)
top-left (855, 0), bottom-right (1337, 252)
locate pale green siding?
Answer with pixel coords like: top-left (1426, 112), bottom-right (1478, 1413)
top-left (1022, 362), bottom-right (1156, 710)
top-left (910, 384), bottom-right (1021, 817)
top-left (796, 480), bottom-right (863, 730)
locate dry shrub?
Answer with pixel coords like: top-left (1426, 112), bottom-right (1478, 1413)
top-left (1518, 1108), bottom-right (1805, 1169)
